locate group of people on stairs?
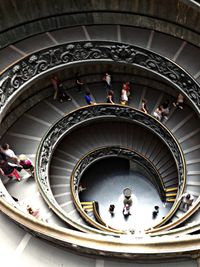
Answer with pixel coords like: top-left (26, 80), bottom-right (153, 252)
top-left (51, 72), bottom-right (185, 120)
top-left (0, 143), bottom-right (34, 182)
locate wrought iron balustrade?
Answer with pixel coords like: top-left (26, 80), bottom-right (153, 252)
top-left (1, 41), bottom-right (200, 121)
top-left (35, 104), bottom-right (186, 231)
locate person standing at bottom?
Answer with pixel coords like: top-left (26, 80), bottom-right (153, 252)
top-left (109, 204), bottom-right (115, 216)
top-left (123, 204), bottom-right (131, 216)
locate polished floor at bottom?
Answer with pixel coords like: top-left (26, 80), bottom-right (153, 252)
top-left (80, 158), bottom-right (171, 232)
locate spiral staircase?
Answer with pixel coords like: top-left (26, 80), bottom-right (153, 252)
top-left (1, 1), bottom-right (200, 266)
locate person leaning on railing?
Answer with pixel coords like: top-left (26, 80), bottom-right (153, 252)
top-left (106, 90), bottom-right (115, 104)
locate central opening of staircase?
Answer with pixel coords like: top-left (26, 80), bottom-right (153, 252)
top-left (79, 157), bottom-right (171, 231)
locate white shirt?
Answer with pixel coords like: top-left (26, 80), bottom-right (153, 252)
top-left (121, 89), bottom-right (128, 101)
top-left (4, 148), bottom-right (17, 158)
top-left (105, 74), bottom-right (111, 85)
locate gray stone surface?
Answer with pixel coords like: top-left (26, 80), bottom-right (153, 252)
top-left (0, 1), bottom-right (200, 48)
top-left (0, 87), bottom-right (51, 137)
top-left (0, 213), bottom-right (26, 253)
top-left (1, 1), bottom-right (200, 264)
top-left (15, 33), bottom-right (55, 54)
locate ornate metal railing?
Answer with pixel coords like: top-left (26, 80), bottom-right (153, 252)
top-left (0, 39), bottom-right (199, 255)
top-left (1, 41), bottom-right (200, 123)
top-left (35, 104), bottom-right (186, 232)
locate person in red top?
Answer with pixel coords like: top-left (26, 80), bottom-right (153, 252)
top-left (19, 154), bottom-right (34, 177)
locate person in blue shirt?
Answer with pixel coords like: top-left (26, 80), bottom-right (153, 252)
top-left (85, 90), bottom-right (95, 105)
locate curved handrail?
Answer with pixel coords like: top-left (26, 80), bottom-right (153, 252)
top-left (73, 146), bottom-right (166, 198)
top-left (92, 201), bottom-right (107, 227)
top-left (0, 166), bottom-right (199, 239)
top-left (1, 41), bottom-right (199, 233)
top-left (0, 42), bottom-right (199, 245)
top-left (147, 197), bottom-right (200, 235)
top-left (70, 146), bottom-right (167, 232)
top-left (1, 196), bottom-right (200, 260)
top-left (1, 41), bottom-right (200, 123)
top-left (35, 104), bottom-right (186, 233)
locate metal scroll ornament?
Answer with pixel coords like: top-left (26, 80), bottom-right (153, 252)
top-left (36, 105), bottom-right (185, 212)
top-left (0, 41), bottom-right (200, 113)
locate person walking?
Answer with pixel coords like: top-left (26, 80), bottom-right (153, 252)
top-left (121, 84), bottom-right (128, 105)
top-left (103, 72), bottom-right (112, 90)
top-left (141, 99), bottom-right (148, 114)
top-left (173, 93), bottom-right (184, 109)
top-left (19, 154), bottom-right (34, 177)
top-left (75, 73), bottom-right (84, 92)
top-left (106, 90), bottom-right (115, 104)
top-left (51, 75), bottom-right (59, 100)
top-left (0, 159), bottom-right (21, 181)
top-left (84, 90), bottom-right (96, 105)
top-left (1, 143), bottom-right (18, 163)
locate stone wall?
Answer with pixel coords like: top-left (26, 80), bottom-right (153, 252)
top-left (0, 0), bottom-right (200, 48)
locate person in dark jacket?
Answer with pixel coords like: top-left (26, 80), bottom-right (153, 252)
top-left (58, 83), bottom-right (72, 102)
top-left (0, 159), bottom-right (21, 181)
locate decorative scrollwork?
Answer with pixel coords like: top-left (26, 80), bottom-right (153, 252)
top-left (0, 41), bottom-right (200, 113)
top-left (35, 104), bottom-right (185, 227)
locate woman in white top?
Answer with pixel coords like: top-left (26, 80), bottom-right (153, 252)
top-left (2, 143), bottom-right (18, 163)
top-left (121, 85), bottom-right (128, 105)
top-left (153, 106), bottom-right (163, 121)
